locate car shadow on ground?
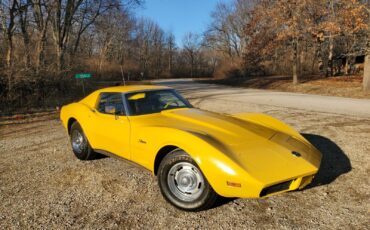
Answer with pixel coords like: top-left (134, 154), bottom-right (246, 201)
top-left (93, 153), bottom-right (108, 160)
top-left (212, 197), bottom-right (236, 209)
top-left (302, 133), bottom-right (352, 189)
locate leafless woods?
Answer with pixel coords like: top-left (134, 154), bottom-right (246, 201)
top-left (0, 0), bottom-right (369, 112)
top-left (0, 0), bottom-right (214, 111)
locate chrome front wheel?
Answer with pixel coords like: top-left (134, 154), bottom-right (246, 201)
top-left (157, 149), bottom-right (218, 211)
top-left (167, 162), bottom-right (205, 202)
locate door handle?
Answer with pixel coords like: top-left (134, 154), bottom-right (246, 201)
top-left (91, 109), bottom-right (96, 113)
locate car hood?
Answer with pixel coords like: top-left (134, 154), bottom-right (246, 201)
top-left (150, 108), bottom-right (320, 184)
top-left (161, 108), bottom-right (275, 142)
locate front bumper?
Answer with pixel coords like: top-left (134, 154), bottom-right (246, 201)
top-left (259, 174), bottom-right (315, 197)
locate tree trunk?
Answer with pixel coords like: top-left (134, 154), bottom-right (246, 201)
top-left (299, 44), bottom-right (304, 75)
top-left (327, 34), bottom-right (334, 77)
top-left (98, 53), bottom-right (104, 74)
top-left (57, 41), bottom-right (66, 72)
top-left (272, 48), bottom-right (278, 73)
top-left (190, 53), bottom-right (194, 78)
top-left (5, 36), bottom-right (13, 68)
top-left (6, 39), bottom-right (14, 96)
top-left (326, 0), bottom-right (335, 77)
top-left (20, 34), bottom-right (31, 69)
top-left (35, 30), bottom-right (47, 75)
top-left (5, 33), bottom-right (14, 97)
top-left (19, 7), bottom-right (31, 69)
top-left (344, 57), bottom-right (349, 75)
top-left (56, 44), bottom-right (62, 72)
top-left (22, 36), bottom-right (31, 69)
top-left (190, 61), bottom-right (193, 78)
top-left (32, 1), bottom-right (49, 75)
top-left (292, 38), bottom-right (299, 85)
top-left (311, 45), bottom-right (317, 74)
top-left (363, 54), bottom-right (370, 91)
top-left (3, 0), bottom-right (17, 100)
top-left (363, 5), bottom-right (370, 91)
top-left (168, 53), bottom-right (172, 74)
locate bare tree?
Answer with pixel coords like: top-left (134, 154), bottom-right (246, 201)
top-left (1, 0), bottom-right (17, 94)
top-left (30, 0), bottom-right (51, 74)
top-left (205, 1), bottom-right (251, 59)
top-left (182, 32), bottom-right (201, 78)
top-left (50, 0), bottom-right (84, 71)
top-left (165, 32), bottom-right (176, 75)
top-left (16, 0), bottom-right (31, 69)
top-left (0, 0), bottom-right (217, 111)
top-left (72, 0), bottom-right (120, 54)
top-left (363, 0), bottom-right (370, 91)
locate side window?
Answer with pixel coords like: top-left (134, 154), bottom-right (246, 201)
top-left (97, 93), bottom-right (125, 115)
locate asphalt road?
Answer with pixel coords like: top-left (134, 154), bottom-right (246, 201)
top-left (154, 79), bottom-right (370, 118)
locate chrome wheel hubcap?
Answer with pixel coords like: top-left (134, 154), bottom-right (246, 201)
top-left (71, 130), bottom-right (85, 153)
top-left (167, 162), bottom-right (204, 202)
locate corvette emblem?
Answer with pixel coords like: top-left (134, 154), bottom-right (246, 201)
top-left (139, 139), bottom-right (147, 144)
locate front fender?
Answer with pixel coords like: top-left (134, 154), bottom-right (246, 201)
top-left (132, 126), bottom-right (262, 197)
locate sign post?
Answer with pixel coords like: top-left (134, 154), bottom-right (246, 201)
top-left (75, 73), bottom-right (91, 96)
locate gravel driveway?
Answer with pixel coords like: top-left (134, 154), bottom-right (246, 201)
top-left (1, 83), bottom-right (369, 229)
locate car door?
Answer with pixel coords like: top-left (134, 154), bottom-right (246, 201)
top-left (92, 92), bottom-right (131, 159)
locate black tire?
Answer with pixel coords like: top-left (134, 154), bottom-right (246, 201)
top-left (157, 149), bottom-right (218, 211)
top-left (69, 121), bottom-right (97, 160)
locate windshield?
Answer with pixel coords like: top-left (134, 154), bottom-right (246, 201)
top-left (125, 90), bottom-right (192, 115)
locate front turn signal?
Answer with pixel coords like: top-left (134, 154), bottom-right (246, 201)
top-left (227, 181), bottom-right (242, 188)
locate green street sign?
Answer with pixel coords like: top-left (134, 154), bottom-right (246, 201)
top-left (75, 73), bottom-right (91, 79)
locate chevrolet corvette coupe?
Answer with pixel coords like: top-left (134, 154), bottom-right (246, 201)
top-left (60, 85), bottom-right (322, 211)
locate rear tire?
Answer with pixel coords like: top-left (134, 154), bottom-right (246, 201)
top-left (69, 121), bottom-right (96, 160)
top-left (157, 149), bottom-right (218, 211)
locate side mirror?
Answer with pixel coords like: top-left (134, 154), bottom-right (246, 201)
top-left (105, 105), bottom-right (116, 114)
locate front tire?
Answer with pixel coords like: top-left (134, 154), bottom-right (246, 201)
top-left (157, 149), bottom-right (218, 211)
top-left (69, 121), bottom-right (96, 160)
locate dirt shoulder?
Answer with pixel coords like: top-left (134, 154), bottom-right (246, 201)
top-left (1, 93), bottom-right (369, 229)
top-left (198, 75), bottom-right (370, 99)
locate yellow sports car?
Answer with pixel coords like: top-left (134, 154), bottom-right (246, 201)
top-left (60, 85), bottom-right (322, 211)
